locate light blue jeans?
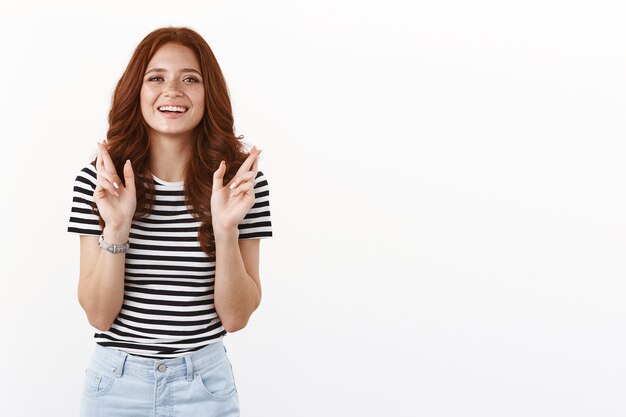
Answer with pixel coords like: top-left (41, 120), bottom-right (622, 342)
top-left (80, 340), bottom-right (240, 417)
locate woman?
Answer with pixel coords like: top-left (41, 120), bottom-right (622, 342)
top-left (67, 26), bottom-right (273, 416)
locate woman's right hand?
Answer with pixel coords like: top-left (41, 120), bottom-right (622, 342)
top-left (94, 141), bottom-right (137, 231)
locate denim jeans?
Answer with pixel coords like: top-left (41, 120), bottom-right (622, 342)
top-left (79, 340), bottom-right (240, 417)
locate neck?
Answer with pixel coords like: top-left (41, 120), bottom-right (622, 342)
top-left (147, 130), bottom-right (193, 182)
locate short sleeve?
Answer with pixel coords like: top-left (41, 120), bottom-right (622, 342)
top-left (238, 170), bottom-right (273, 240)
top-left (67, 162), bottom-right (103, 236)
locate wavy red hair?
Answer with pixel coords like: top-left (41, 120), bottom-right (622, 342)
top-left (91, 26), bottom-right (251, 258)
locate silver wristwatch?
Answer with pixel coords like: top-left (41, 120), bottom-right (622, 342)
top-left (98, 234), bottom-right (130, 254)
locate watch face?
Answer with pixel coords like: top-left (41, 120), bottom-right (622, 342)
top-left (97, 235), bottom-right (128, 253)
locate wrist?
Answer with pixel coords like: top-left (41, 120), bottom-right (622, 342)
top-left (103, 226), bottom-right (130, 244)
top-left (213, 225), bottom-right (239, 241)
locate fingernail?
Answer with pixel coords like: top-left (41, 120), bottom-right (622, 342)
top-left (229, 181), bottom-right (237, 190)
top-left (113, 181), bottom-right (119, 189)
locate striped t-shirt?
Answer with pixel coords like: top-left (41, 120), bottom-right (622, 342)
top-left (67, 161), bottom-right (273, 359)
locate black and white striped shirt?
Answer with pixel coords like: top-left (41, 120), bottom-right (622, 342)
top-left (67, 161), bottom-right (273, 359)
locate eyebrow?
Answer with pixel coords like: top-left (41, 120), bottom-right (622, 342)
top-left (145, 67), bottom-right (202, 77)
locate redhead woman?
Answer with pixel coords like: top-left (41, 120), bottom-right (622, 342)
top-left (67, 26), bottom-right (273, 416)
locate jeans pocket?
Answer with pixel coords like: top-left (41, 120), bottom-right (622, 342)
top-left (83, 366), bottom-right (115, 397)
top-left (194, 356), bottom-right (238, 400)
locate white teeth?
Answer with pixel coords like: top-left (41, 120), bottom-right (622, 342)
top-left (158, 105), bottom-right (187, 113)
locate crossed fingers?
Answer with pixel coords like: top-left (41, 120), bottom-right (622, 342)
top-left (228, 148), bottom-right (261, 197)
top-left (96, 141), bottom-right (122, 197)
top-left (229, 170), bottom-right (256, 197)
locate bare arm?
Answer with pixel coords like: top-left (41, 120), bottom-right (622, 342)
top-left (213, 231), bottom-right (262, 332)
top-left (210, 147), bottom-right (264, 333)
top-left (77, 141), bottom-right (136, 331)
top-left (77, 226), bottom-right (129, 331)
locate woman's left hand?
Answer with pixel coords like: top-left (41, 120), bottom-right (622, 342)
top-left (211, 146), bottom-right (262, 236)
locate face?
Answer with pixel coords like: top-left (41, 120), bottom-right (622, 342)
top-left (140, 42), bottom-right (205, 140)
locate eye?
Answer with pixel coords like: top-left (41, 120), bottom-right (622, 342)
top-left (146, 76), bottom-right (199, 83)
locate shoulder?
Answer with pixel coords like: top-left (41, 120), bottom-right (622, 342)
top-left (72, 160), bottom-right (98, 189)
top-left (76, 160), bottom-right (97, 177)
top-left (252, 171), bottom-right (271, 199)
top-left (254, 170), bottom-right (270, 187)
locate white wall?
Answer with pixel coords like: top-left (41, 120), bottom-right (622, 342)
top-left (1, 1), bottom-right (625, 416)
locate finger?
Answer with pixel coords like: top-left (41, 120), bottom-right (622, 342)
top-left (231, 181), bottom-right (254, 197)
top-left (97, 167), bottom-right (116, 186)
top-left (95, 162), bottom-right (118, 196)
top-left (96, 148), bottom-right (116, 196)
top-left (98, 142), bottom-right (121, 181)
top-left (96, 148), bottom-right (105, 171)
top-left (123, 159), bottom-right (135, 194)
top-left (96, 150), bottom-right (121, 191)
top-left (236, 146), bottom-right (262, 175)
top-left (212, 160), bottom-right (226, 193)
top-left (97, 176), bottom-right (119, 197)
top-left (231, 176), bottom-right (254, 193)
top-left (228, 171), bottom-right (256, 191)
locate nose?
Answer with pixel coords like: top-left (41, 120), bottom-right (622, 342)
top-left (163, 79), bottom-right (183, 98)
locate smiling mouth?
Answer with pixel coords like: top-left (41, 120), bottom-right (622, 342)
top-left (158, 105), bottom-right (189, 113)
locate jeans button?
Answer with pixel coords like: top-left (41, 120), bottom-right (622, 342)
top-left (157, 363), bottom-right (167, 373)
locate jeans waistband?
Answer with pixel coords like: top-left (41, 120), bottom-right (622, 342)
top-left (90, 341), bottom-right (228, 382)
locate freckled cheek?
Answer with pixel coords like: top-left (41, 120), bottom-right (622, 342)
top-left (140, 90), bottom-right (159, 113)
top-left (189, 96), bottom-right (205, 114)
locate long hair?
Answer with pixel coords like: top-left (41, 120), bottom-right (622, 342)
top-left (91, 26), bottom-right (250, 258)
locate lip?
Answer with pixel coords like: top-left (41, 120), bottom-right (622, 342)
top-left (158, 109), bottom-right (187, 119)
top-left (156, 104), bottom-right (189, 120)
top-left (157, 104), bottom-right (189, 110)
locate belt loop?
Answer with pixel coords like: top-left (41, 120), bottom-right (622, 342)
top-left (184, 355), bottom-right (194, 382)
top-left (113, 350), bottom-right (128, 378)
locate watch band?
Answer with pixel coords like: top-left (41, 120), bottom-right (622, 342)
top-left (98, 234), bottom-right (130, 254)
